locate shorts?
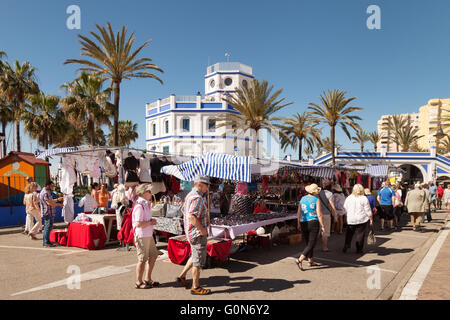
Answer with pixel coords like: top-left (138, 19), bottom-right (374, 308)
top-left (322, 214), bottom-right (331, 237)
top-left (135, 236), bottom-right (160, 262)
top-left (190, 235), bottom-right (208, 268)
top-left (380, 205), bottom-right (394, 220)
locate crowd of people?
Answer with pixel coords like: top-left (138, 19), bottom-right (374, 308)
top-left (20, 174), bottom-right (445, 296)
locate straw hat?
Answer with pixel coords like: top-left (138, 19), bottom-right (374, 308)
top-left (135, 183), bottom-right (153, 196)
top-left (332, 184), bottom-right (343, 192)
top-left (305, 183), bottom-right (321, 194)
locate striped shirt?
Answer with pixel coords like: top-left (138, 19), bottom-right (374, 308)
top-left (40, 188), bottom-right (56, 217)
top-left (183, 188), bottom-right (209, 243)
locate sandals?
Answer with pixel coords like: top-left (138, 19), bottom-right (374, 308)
top-left (176, 276), bottom-right (190, 289)
top-left (308, 261), bottom-right (319, 267)
top-left (295, 259), bottom-right (305, 271)
top-left (135, 282), bottom-right (152, 289)
top-left (144, 280), bottom-right (160, 288)
top-left (191, 286), bottom-right (211, 295)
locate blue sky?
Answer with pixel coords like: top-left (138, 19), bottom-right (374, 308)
top-left (1, 0), bottom-right (450, 159)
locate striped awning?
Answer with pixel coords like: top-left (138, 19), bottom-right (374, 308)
top-left (161, 153), bottom-right (251, 182)
top-left (363, 165), bottom-right (388, 177)
top-left (35, 147), bottom-right (78, 159)
top-left (278, 165), bottom-right (335, 179)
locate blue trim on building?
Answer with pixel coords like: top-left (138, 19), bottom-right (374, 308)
top-left (421, 164), bottom-right (428, 173)
top-left (145, 109), bottom-right (241, 120)
top-left (146, 135), bottom-right (262, 142)
top-left (386, 152), bottom-right (430, 157)
top-left (204, 72), bottom-right (254, 79)
top-left (201, 103), bottom-right (222, 109)
top-left (147, 108), bottom-right (158, 116)
top-left (437, 168), bottom-right (449, 174)
top-left (175, 103), bottom-right (196, 109)
top-left (160, 104), bottom-right (170, 112)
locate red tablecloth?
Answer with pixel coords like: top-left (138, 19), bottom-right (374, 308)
top-left (168, 237), bottom-right (232, 265)
top-left (66, 222), bottom-right (107, 250)
top-left (50, 229), bottom-right (67, 246)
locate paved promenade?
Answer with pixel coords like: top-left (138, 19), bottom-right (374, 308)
top-left (0, 211), bottom-right (448, 300)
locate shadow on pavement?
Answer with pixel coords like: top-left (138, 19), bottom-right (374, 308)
top-left (205, 275), bottom-right (311, 294)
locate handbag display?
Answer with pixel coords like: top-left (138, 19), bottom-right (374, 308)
top-left (151, 195), bottom-right (167, 217)
top-left (166, 203), bottom-right (183, 218)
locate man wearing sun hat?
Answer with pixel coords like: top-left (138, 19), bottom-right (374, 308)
top-left (177, 175), bottom-right (212, 295)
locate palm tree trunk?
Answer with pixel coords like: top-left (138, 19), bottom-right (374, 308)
top-left (113, 81), bottom-right (120, 147)
top-left (16, 120), bottom-right (20, 152)
top-left (361, 144), bottom-right (364, 152)
top-left (331, 126), bottom-right (336, 166)
top-left (89, 119), bottom-right (95, 146)
top-left (1, 120), bottom-right (6, 157)
top-left (298, 139), bottom-right (303, 162)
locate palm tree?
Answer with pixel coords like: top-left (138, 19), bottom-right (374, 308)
top-left (391, 123), bottom-right (424, 152)
top-left (317, 136), bottom-right (341, 155)
top-left (23, 91), bottom-right (66, 150)
top-left (60, 72), bottom-right (114, 146)
top-left (368, 131), bottom-right (381, 152)
top-left (0, 97), bottom-right (13, 156)
top-left (215, 79), bottom-right (293, 157)
top-left (64, 22), bottom-right (163, 146)
top-left (383, 115), bottom-right (408, 152)
top-left (308, 89), bottom-right (362, 166)
top-left (53, 121), bottom-right (84, 147)
top-left (107, 120), bottom-right (138, 147)
top-left (304, 145), bottom-right (314, 159)
top-left (276, 112), bottom-right (321, 161)
top-left (352, 129), bottom-right (370, 152)
top-left (0, 61), bottom-right (39, 151)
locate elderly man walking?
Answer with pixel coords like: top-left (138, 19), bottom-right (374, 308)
top-left (405, 184), bottom-right (427, 232)
top-left (177, 175), bottom-right (212, 295)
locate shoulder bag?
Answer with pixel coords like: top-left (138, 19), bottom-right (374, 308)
top-left (367, 225), bottom-right (376, 245)
top-left (166, 202), bottom-right (183, 218)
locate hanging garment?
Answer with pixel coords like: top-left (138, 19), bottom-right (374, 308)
top-left (62, 195), bottom-right (74, 223)
top-left (181, 180), bottom-right (193, 191)
top-left (90, 159), bottom-right (101, 179)
top-left (150, 157), bottom-right (163, 182)
top-left (78, 194), bottom-right (98, 212)
top-left (61, 156), bottom-right (77, 195)
top-left (124, 155), bottom-right (139, 183)
top-left (236, 183), bottom-right (248, 195)
top-left (138, 157), bottom-right (151, 183)
top-left (103, 155), bottom-right (117, 178)
top-left (170, 176), bottom-right (181, 194)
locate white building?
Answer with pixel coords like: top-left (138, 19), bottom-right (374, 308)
top-left (145, 62), bottom-right (264, 157)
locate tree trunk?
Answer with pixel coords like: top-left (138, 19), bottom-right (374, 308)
top-left (113, 81), bottom-right (121, 147)
top-left (298, 139), bottom-right (303, 162)
top-left (89, 119), bottom-right (95, 146)
top-left (16, 119), bottom-right (20, 152)
top-left (331, 126), bottom-right (335, 166)
top-left (1, 120), bottom-right (6, 157)
top-left (361, 144), bottom-right (364, 152)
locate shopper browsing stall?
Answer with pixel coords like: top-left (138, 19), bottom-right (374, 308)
top-left (132, 183), bottom-right (160, 289)
top-left (177, 175), bottom-right (212, 296)
top-left (295, 183), bottom-right (325, 271)
top-left (40, 180), bottom-right (64, 247)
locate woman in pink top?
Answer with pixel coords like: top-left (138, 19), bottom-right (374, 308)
top-left (132, 183), bottom-right (160, 289)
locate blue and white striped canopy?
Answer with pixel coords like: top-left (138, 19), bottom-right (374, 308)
top-left (35, 147), bottom-right (78, 159)
top-left (161, 153), bottom-right (251, 182)
top-left (363, 165), bottom-right (388, 177)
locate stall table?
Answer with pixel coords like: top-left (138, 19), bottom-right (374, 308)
top-left (85, 214), bottom-right (118, 245)
top-left (168, 235), bottom-right (232, 265)
top-left (210, 214), bottom-right (297, 240)
top-left (154, 217), bottom-right (184, 235)
top-left (66, 222), bottom-right (107, 250)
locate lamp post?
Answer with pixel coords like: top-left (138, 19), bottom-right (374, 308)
top-left (433, 126), bottom-right (446, 183)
